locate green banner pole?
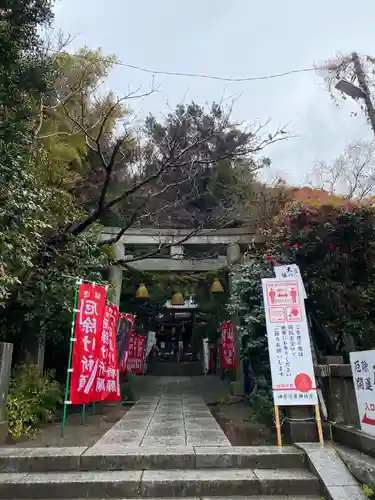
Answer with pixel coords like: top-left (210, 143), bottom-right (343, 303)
top-left (61, 279), bottom-right (81, 437)
top-left (81, 404), bottom-right (86, 425)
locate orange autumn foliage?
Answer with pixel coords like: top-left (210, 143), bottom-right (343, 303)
top-left (282, 186), bottom-right (366, 209)
top-left (289, 187), bottom-right (348, 206)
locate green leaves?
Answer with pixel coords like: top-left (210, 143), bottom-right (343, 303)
top-left (7, 365), bottom-right (63, 440)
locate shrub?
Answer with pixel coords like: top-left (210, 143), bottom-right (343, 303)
top-left (228, 198), bottom-right (375, 421)
top-left (266, 201), bottom-right (375, 352)
top-left (362, 484), bottom-right (375, 498)
top-left (247, 391), bottom-right (274, 425)
top-left (7, 365), bottom-right (63, 440)
top-left (227, 259), bottom-right (274, 422)
top-left (363, 484), bottom-right (375, 498)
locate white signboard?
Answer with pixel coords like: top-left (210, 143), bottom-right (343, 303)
top-left (202, 338), bottom-right (209, 374)
top-left (274, 264), bottom-right (307, 299)
top-left (145, 331), bottom-right (156, 359)
top-left (350, 350), bottom-right (375, 437)
top-left (262, 278), bottom-right (318, 406)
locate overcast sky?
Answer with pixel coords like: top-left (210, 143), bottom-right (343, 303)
top-left (53, 0), bottom-right (375, 185)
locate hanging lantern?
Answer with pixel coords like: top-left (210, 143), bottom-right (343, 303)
top-left (171, 291), bottom-right (185, 305)
top-left (211, 277), bottom-right (224, 293)
top-left (136, 283), bottom-right (149, 299)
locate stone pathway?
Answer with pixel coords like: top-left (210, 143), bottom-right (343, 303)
top-left (94, 396), bottom-right (231, 447)
top-left (127, 375), bottom-right (231, 404)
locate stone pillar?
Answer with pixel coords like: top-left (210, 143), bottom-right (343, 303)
top-left (226, 243), bottom-right (243, 389)
top-left (226, 243), bottom-right (242, 266)
top-left (283, 406), bottom-right (318, 443)
top-left (108, 242), bottom-right (125, 308)
top-left (0, 343), bottom-right (13, 443)
top-left (326, 364), bottom-right (360, 427)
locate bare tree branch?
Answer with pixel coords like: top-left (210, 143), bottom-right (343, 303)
top-left (309, 140), bottom-right (375, 200)
top-left (42, 85), bottom-right (290, 257)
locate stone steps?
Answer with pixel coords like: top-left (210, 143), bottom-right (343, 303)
top-left (0, 468), bottom-right (320, 498)
top-left (0, 394), bottom-right (329, 499)
top-left (0, 444), bottom-right (321, 498)
top-left (50, 497), bottom-right (322, 500)
top-left (0, 446), bottom-right (306, 472)
top-left (148, 361), bottom-right (202, 376)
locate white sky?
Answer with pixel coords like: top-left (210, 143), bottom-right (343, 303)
top-left (53, 0), bottom-right (375, 185)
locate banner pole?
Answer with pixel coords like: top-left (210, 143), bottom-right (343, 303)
top-left (61, 279), bottom-right (80, 437)
top-left (81, 404), bottom-right (86, 425)
top-left (315, 404), bottom-right (324, 445)
top-left (274, 406), bottom-right (283, 447)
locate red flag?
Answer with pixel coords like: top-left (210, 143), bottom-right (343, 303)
top-left (69, 282), bottom-right (107, 405)
top-left (117, 313), bottom-right (134, 373)
top-left (220, 321), bottom-right (236, 370)
top-left (127, 332), bottom-right (146, 375)
top-left (94, 303), bottom-right (121, 402)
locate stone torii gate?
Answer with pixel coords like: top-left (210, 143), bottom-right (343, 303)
top-left (103, 226), bottom-right (258, 305)
top-left (102, 226), bottom-right (259, 381)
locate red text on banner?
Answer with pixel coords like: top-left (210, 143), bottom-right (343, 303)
top-left (220, 321), bottom-right (236, 370)
top-left (69, 283), bottom-right (107, 405)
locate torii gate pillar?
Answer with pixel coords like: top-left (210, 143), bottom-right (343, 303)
top-left (108, 242), bottom-right (124, 308)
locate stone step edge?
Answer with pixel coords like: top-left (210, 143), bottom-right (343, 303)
top-left (0, 446), bottom-right (306, 472)
top-left (44, 497), bottom-right (322, 500)
top-left (85, 445), bottom-right (305, 456)
top-left (0, 445), bottom-right (303, 457)
top-left (0, 469), bottom-right (321, 498)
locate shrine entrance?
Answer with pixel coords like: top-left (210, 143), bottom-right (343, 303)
top-left (104, 227), bottom-right (259, 380)
top-left (149, 296), bottom-right (201, 376)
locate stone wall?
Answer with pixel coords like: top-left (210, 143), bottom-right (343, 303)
top-left (315, 363), bottom-right (360, 428)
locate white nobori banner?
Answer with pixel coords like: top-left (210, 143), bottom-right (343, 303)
top-left (262, 278), bottom-right (317, 407)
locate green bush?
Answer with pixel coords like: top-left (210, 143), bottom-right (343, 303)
top-left (363, 484), bottom-right (375, 498)
top-left (266, 201), bottom-right (375, 352)
top-left (7, 365), bottom-right (63, 440)
top-left (247, 391), bottom-right (275, 426)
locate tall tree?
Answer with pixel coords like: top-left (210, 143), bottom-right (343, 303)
top-left (0, 0), bottom-right (54, 305)
top-left (0, 25), bottom-right (289, 368)
top-left (59, 99), bottom-right (288, 248)
top-left (310, 140), bottom-right (375, 200)
top-left (317, 52), bottom-right (375, 134)
top-left (132, 103), bottom-right (275, 229)
top-left (0, 48), bottom-right (127, 357)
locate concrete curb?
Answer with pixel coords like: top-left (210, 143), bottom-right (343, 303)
top-left (296, 442), bottom-right (366, 500)
top-left (334, 444), bottom-right (375, 492)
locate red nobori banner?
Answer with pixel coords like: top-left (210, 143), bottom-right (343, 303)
top-left (69, 282), bottom-right (107, 405)
top-left (127, 333), bottom-right (146, 374)
top-left (220, 321), bottom-right (236, 370)
top-left (117, 313), bottom-right (134, 373)
top-left (94, 302), bottom-right (121, 402)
